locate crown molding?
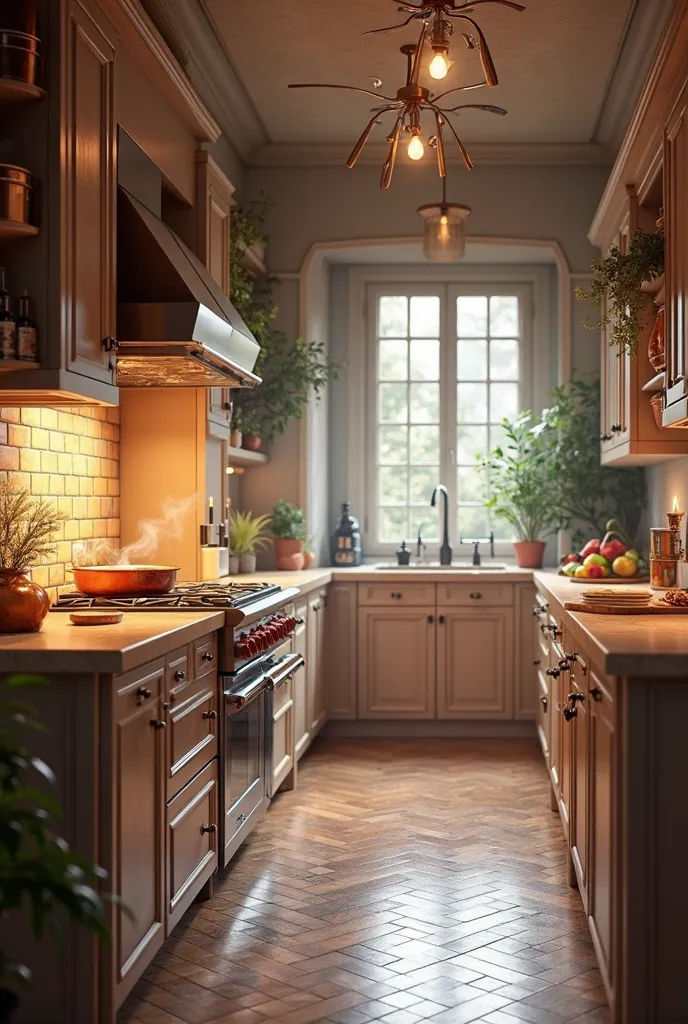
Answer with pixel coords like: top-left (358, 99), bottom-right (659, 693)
top-left (247, 141), bottom-right (613, 169)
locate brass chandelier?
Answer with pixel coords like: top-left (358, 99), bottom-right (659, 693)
top-left (289, 25), bottom-right (507, 190)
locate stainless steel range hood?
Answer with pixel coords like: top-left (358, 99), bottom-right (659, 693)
top-left (116, 132), bottom-right (261, 389)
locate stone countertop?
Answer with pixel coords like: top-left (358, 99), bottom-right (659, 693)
top-left (534, 570), bottom-right (688, 678)
top-left (241, 565), bottom-right (534, 593)
top-left (0, 611), bottom-right (226, 675)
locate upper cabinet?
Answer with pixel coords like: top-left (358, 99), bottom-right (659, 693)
top-left (589, 3), bottom-right (688, 456)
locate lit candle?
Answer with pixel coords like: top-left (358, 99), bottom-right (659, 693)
top-left (208, 496), bottom-right (214, 525)
top-left (226, 466), bottom-right (235, 476)
top-left (673, 495), bottom-right (681, 513)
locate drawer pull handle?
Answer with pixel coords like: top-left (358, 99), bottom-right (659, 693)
top-left (546, 667), bottom-right (560, 678)
top-left (563, 705), bottom-right (577, 721)
top-left (589, 686), bottom-right (602, 702)
top-left (540, 695), bottom-right (548, 711)
top-left (533, 658), bottom-right (541, 666)
top-left (438, 614), bottom-right (445, 624)
top-left (174, 670), bottom-right (186, 682)
top-left (558, 659), bottom-right (571, 672)
top-left (470, 592), bottom-right (482, 600)
top-left (391, 592), bottom-right (402, 599)
top-left (202, 652), bottom-right (214, 663)
top-left (200, 823), bottom-right (217, 835)
top-left (136, 686), bottom-right (152, 703)
top-left (202, 709), bottom-right (217, 720)
top-left (149, 719), bottom-right (166, 730)
top-left (427, 614), bottom-right (434, 624)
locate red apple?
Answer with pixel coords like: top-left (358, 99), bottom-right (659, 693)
top-left (586, 563), bottom-right (609, 578)
top-left (580, 539), bottom-right (601, 559)
top-left (600, 538), bottom-right (627, 562)
top-left (564, 552), bottom-right (582, 564)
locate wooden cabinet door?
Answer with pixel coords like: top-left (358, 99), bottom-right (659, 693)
top-left (293, 600), bottom-right (310, 759)
top-left (514, 583), bottom-right (536, 719)
top-left (63, 0), bottom-right (116, 382)
top-left (326, 584), bottom-right (357, 719)
top-left (588, 666), bottom-right (615, 1000)
top-left (600, 222), bottom-right (631, 456)
top-left (536, 668), bottom-right (550, 763)
top-left (569, 661), bottom-right (589, 909)
top-left (358, 607), bottom-right (436, 719)
top-left (166, 759), bottom-right (218, 931)
top-left (664, 87), bottom-right (688, 418)
top-left (113, 661), bottom-right (165, 1002)
top-left (437, 607), bottom-right (514, 719)
top-left (557, 667), bottom-right (573, 841)
top-left (308, 591), bottom-right (327, 735)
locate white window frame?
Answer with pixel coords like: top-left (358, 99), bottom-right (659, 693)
top-left (346, 264), bottom-right (552, 559)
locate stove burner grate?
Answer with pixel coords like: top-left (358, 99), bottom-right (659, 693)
top-left (50, 580), bottom-right (281, 611)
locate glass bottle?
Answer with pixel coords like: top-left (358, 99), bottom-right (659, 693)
top-left (16, 289), bottom-right (37, 362)
top-left (0, 268), bottom-right (17, 360)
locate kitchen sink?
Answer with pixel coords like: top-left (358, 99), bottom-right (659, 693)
top-left (372, 562), bottom-right (508, 571)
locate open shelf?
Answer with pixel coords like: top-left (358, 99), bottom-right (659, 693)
top-left (0, 220), bottom-right (39, 241)
top-left (226, 445), bottom-right (268, 468)
top-left (0, 78), bottom-right (45, 105)
top-left (642, 371), bottom-right (665, 393)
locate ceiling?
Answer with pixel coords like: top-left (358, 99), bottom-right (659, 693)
top-left (203, 0), bottom-right (635, 151)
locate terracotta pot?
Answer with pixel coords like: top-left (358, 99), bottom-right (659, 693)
top-left (0, 570), bottom-right (50, 633)
top-left (274, 538), bottom-right (303, 565)
top-left (648, 304), bottom-right (666, 371)
top-left (229, 429), bottom-right (242, 448)
top-left (239, 553), bottom-right (256, 574)
top-left (303, 551), bottom-right (315, 569)
top-left (650, 393), bottom-right (664, 429)
top-left (243, 434), bottom-right (263, 452)
top-left (277, 553), bottom-right (305, 571)
top-left (513, 541), bottom-right (546, 569)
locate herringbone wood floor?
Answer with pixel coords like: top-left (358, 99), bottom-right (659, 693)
top-left (119, 739), bottom-right (610, 1024)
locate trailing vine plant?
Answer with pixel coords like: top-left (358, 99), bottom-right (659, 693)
top-left (575, 229), bottom-right (664, 355)
top-left (229, 199), bottom-right (342, 445)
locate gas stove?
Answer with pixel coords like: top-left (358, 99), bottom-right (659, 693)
top-left (50, 580), bottom-right (282, 611)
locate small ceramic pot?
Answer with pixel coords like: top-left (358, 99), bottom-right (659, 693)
top-left (243, 434), bottom-right (263, 452)
top-left (239, 553), bottom-right (256, 574)
top-left (0, 569), bottom-right (50, 633)
top-left (229, 429), bottom-right (242, 448)
top-left (648, 304), bottom-right (666, 371)
top-left (227, 555), bottom-right (240, 575)
top-left (513, 541), bottom-right (546, 569)
top-left (650, 392), bottom-right (663, 429)
top-left (274, 538), bottom-right (303, 566)
top-left (303, 551), bottom-right (315, 569)
top-left (277, 553), bottom-right (305, 571)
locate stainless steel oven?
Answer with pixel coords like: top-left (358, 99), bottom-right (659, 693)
top-left (222, 650), bottom-right (304, 867)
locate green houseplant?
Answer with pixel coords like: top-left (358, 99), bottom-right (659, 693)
top-left (271, 499), bottom-right (306, 571)
top-left (0, 675), bottom-right (113, 1022)
top-left (576, 228), bottom-right (664, 355)
top-left (229, 202), bottom-right (342, 449)
top-left (228, 510), bottom-right (271, 574)
top-left (477, 411), bottom-right (561, 568)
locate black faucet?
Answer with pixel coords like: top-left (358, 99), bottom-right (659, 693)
top-left (431, 485), bottom-right (452, 566)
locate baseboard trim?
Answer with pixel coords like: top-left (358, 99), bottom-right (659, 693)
top-left (324, 720), bottom-right (537, 739)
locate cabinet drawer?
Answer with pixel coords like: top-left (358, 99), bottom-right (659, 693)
top-left (193, 634), bottom-right (218, 680)
top-left (114, 658), bottom-right (164, 722)
top-left (166, 759), bottom-right (218, 931)
top-left (358, 582), bottom-right (435, 606)
top-left (272, 673), bottom-right (293, 717)
top-left (166, 647), bottom-right (191, 694)
top-left (439, 583), bottom-right (514, 606)
top-left (166, 676), bottom-right (218, 800)
top-left (272, 694), bottom-right (294, 795)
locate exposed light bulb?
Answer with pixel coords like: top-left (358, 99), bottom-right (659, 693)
top-left (440, 214), bottom-right (448, 225)
top-left (429, 51), bottom-right (450, 79)
top-left (407, 134), bottom-right (425, 161)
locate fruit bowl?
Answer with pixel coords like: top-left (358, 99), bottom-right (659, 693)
top-left (559, 519), bottom-right (647, 582)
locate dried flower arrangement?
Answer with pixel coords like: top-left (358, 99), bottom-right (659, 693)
top-left (0, 480), bottom-right (62, 573)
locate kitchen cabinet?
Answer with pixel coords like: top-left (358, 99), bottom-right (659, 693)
top-left (514, 582), bottom-right (537, 719)
top-left (436, 607), bottom-right (513, 719)
top-left (166, 759), bottom-right (218, 931)
top-left (587, 663), bottom-right (615, 1005)
top-left (568, 654), bottom-right (589, 910)
top-left (358, 606), bottom-right (436, 718)
top-left (271, 670), bottom-right (296, 794)
top-left (325, 583), bottom-right (357, 718)
top-left (113, 660), bottom-right (166, 1003)
top-left (663, 84), bottom-right (688, 426)
top-left (308, 590), bottom-right (328, 735)
top-left (293, 599), bottom-right (310, 759)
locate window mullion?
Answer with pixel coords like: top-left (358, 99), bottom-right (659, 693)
top-left (442, 283), bottom-right (457, 545)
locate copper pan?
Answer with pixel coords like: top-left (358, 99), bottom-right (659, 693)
top-left (71, 565), bottom-right (180, 597)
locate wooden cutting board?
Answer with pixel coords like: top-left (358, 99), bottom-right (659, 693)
top-left (564, 600), bottom-right (688, 615)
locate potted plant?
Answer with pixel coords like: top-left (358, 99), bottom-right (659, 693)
top-left (0, 674), bottom-right (115, 1021)
top-left (0, 481), bottom-right (62, 633)
top-left (228, 510), bottom-right (271, 574)
top-left (302, 535), bottom-right (315, 570)
top-left (575, 227), bottom-right (664, 355)
top-left (271, 499), bottom-right (305, 570)
top-left (477, 412), bottom-right (561, 568)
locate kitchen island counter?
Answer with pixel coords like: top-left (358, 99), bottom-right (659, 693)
top-left (0, 610), bottom-right (226, 675)
top-left (534, 569), bottom-right (688, 677)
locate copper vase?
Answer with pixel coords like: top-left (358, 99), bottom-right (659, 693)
top-left (649, 305), bottom-right (666, 371)
top-left (0, 570), bottom-right (50, 633)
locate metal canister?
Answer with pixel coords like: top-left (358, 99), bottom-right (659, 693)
top-left (650, 557), bottom-right (678, 590)
top-left (0, 30), bottom-right (42, 88)
top-left (650, 527), bottom-right (682, 559)
top-left (0, 164), bottom-right (33, 225)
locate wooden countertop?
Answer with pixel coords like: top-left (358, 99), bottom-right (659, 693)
top-left (0, 611), bottom-right (226, 675)
top-left (239, 565), bottom-right (533, 592)
top-left (534, 570), bottom-right (688, 678)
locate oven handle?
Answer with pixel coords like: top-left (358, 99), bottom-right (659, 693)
top-left (266, 652), bottom-right (305, 689)
top-left (224, 673), bottom-right (274, 708)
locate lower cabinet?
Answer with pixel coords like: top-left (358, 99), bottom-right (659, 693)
top-left (569, 656), bottom-right (589, 909)
top-left (308, 590), bottom-right (328, 734)
top-left (358, 606), bottom-right (436, 718)
top-left (326, 583), bottom-right (357, 718)
top-left (587, 664), bottom-right (615, 1002)
top-left (271, 671), bottom-right (296, 793)
top-left (437, 607), bottom-right (514, 719)
top-left (166, 760), bottom-right (218, 931)
top-left (293, 600), bottom-right (310, 759)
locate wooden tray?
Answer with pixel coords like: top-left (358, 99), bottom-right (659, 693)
top-left (562, 575), bottom-right (650, 584)
top-left (564, 600), bottom-right (688, 615)
top-left (70, 611), bottom-right (123, 626)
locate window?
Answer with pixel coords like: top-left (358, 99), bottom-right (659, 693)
top-left (369, 283), bottom-right (528, 552)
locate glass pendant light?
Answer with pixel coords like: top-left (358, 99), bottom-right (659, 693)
top-left (417, 176), bottom-right (471, 262)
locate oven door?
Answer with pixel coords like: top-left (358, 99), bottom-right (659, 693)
top-left (222, 670), bottom-right (272, 867)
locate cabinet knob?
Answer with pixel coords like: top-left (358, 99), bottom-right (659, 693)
top-left (149, 719), bottom-right (166, 730)
top-left (533, 658), bottom-right (541, 666)
top-left (202, 709), bottom-right (218, 720)
top-left (611, 423), bottom-right (622, 433)
top-left (546, 667), bottom-right (560, 678)
top-left (469, 592), bottom-right (482, 600)
top-left (540, 695), bottom-right (548, 710)
top-left (438, 614), bottom-right (445, 624)
top-left (558, 659), bottom-right (571, 672)
top-left (174, 669), bottom-right (186, 682)
top-left (589, 686), bottom-right (602, 702)
top-left (427, 614), bottom-right (434, 624)
top-left (600, 432), bottom-right (612, 442)
top-left (202, 651), bottom-right (214, 663)
top-left (136, 686), bottom-right (152, 703)
top-left (563, 705), bottom-right (577, 721)
top-left (391, 592), bottom-right (402, 599)
top-left (200, 823), bottom-right (217, 835)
